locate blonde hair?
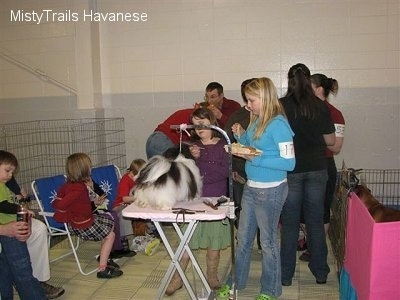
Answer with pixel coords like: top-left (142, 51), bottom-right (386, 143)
top-left (245, 77), bottom-right (285, 139)
top-left (65, 153), bottom-right (92, 183)
top-left (128, 159), bottom-right (146, 175)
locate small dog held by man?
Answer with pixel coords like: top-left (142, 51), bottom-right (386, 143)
top-left (133, 154), bottom-right (202, 210)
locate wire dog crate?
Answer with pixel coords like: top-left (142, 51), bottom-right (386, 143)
top-left (329, 167), bottom-right (400, 272)
top-left (0, 118), bottom-right (126, 192)
top-left (358, 169), bottom-right (400, 209)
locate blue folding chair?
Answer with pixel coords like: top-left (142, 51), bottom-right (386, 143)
top-left (91, 164), bottom-right (122, 207)
top-left (32, 174), bottom-right (97, 275)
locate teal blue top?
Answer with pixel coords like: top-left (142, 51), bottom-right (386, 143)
top-left (235, 115), bottom-right (296, 183)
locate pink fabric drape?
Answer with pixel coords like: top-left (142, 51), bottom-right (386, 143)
top-left (344, 192), bottom-right (400, 300)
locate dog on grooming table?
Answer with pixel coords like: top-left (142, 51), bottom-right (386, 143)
top-left (133, 154), bottom-right (202, 210)
top-left (354, 185), bottom-right (400, 222)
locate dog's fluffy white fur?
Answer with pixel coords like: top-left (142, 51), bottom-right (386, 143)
top-left (134, 154), bottom-right (203, 210)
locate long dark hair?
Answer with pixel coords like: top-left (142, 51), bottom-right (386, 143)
top-left (285, 63), bottom-right (319, 119)
top-left (311, 73), bottom-right (339, 99)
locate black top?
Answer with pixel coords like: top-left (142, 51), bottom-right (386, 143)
top-left (280, 95), bottom-right (335, 173)
top-left (224, 106), bottom-right (250, 178)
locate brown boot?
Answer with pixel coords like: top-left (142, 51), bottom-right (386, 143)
top-left (206, 249), bottom-right (221, 289)
top-left (165, 255), bottom-right (189, 296)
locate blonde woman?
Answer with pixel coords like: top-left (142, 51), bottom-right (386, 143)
top-left (218, 77), bottom-right (295, 300)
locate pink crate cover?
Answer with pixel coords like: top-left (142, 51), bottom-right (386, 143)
top-left (345, 192), bottom-right (400, 300)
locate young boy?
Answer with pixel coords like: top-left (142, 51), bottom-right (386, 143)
top-left (0, 150), bottom-right (65, 299)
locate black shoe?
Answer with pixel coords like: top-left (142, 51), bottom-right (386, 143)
top-left (110, 249), bottom-right (137, 259)
top-left (39, 282), bottom-right (65, 299)
top-left (316, 278), bottom-right (327, 284)
top-left (97, 266), bottom-right (123, 279)
top-left (282, 280), bottom-right (292, 286)
top-left (96, 256), bottom-right (120, 269)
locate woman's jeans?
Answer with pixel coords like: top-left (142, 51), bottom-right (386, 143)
top-left (0, 236), bottom-right (46, 300)
top-left (280, 170), bottom-right (330, 283)
top-left (230, 182), bottom-right (288, 297)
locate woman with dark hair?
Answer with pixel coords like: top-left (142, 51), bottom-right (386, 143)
top-left (311, 74), bottom-right (345, 228)
top-left (279, 64), bottom-right (335, 286)
top-left (298, 74), bottom-right (345, 261)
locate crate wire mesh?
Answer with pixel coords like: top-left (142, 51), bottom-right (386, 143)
top-left (358, 169), bottom-right (400, 209)
top-left (0, 118), bottom-right (126, 193)
top-left (329, 167), bottom-right (400, 272)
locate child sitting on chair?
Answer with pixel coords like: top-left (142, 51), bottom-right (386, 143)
top-left (52, 153), bottom-right (123, 279)
top-left (0, 150), bottom-right (65, 298)
top-left (112, 159), bottom-right (148, 238)
top-left (112, 159), bottom-right (160, 256)
top-left (88, 178), bottom-right (136, 258)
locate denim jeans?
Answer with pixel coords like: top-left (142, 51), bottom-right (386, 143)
top-left (280, 170), bottom-right (330, 283)
top-left (0, 236), bottom-right (46, 300)
top-left (230, 182), bottom-right (288, 297)
top-left (145, 131), bottom-right (174, 159)
top-left (324, 157), bottom-right (337, 223)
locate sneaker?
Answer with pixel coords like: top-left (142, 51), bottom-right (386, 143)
top-left (256, 293), bottom-right (277, 300)
top-left (215, 284), bottom-right (230, 300)
top-left (130, 235), bottom-right (148, 252)
top-left (145, 238), bottom-right (160, 256)
top-left (131, 235), bottom-right (160, 255)
top-left (97, 266), bottom-right (123, 279)
top-left (39, 282), bottom-right (65, 299)
top-left (299, 250), bottom-right (311, 262)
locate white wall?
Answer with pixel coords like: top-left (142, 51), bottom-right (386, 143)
top-left (0, 0), bottom-right (399, 169)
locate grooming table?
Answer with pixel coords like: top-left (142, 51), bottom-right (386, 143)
top-left (122, 198), bottom-right (231, 300)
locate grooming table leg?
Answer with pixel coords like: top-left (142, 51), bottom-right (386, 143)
top-left (154, 220), bottom-right (209, 300)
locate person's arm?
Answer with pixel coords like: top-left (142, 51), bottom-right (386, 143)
top-left (0, 200), bottom-right (18, 214)
top-left (92, 179), bottom-right (106, 197)
top-left (328, 118), bottom-right (345, 154)
top-left (52, 187), bottom-right (83, 210)
top-left (115, 175), bottom-right (135, 205)
top-left (6, 177), bottom-right (28, 201)
top-left (5, 176), bottom-right (21, 195)
top-left (323, 133), bottom-right (336, 146)
top-left (328, 136), bottom-right (344, 154)
top-left (250, 121), bottom-right (296, 171)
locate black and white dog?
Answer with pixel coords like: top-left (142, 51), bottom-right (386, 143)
top-left (134, 154), bottom-right (202, 210)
